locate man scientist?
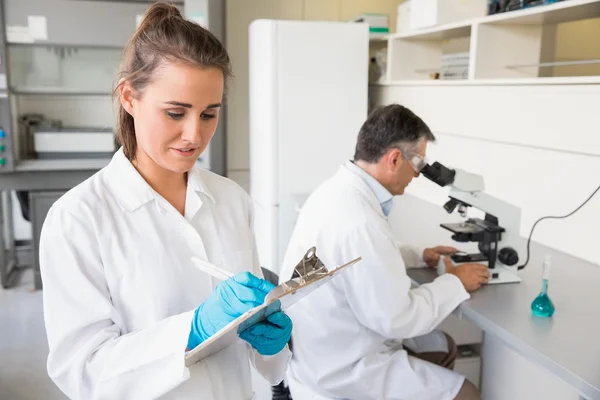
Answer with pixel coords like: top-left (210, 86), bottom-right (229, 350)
top-left (279, 104), bottom-right (488, 400)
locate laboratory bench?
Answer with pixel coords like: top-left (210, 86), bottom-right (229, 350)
top-left (0, 158), bottom-right (110, 290)
top-left (408, 241), bottom-right (600, 400)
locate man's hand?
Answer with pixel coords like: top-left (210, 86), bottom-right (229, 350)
top-left (423, 246), bottom-right (458, 268)
top-left (443, 257), bottom-right (490, 293)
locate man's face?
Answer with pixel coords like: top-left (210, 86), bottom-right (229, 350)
top-left (390, 139), bottom-right (428, 195)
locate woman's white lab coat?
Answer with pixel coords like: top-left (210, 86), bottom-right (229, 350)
top-left (40, 148), bottom-right (290, 400)
top-left (278, 164), bottom-right (469, 400)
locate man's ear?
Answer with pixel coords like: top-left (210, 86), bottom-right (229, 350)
top-left (385, 148), bottom-right (402, 171)
top-left (119, 79), bottom-right (137, 118)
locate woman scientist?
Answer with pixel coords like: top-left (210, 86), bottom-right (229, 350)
top-left (39, 3), bottom-right (292, 399)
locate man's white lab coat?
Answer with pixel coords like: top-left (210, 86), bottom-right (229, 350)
top-left (279, 164), bottom-right (469, 400)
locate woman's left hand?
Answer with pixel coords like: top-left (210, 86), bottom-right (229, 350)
top-left (239, 311), bottom-right (293, 356)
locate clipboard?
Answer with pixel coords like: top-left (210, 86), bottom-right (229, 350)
top-left (184, 247), bottom-right (361, 367)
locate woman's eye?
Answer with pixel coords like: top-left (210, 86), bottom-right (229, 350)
top-left (201, 113), bottom-right (216, 121)
top-left (166, 111), bottom-right (184, 120)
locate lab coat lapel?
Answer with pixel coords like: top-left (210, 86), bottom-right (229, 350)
top-left (181, 168), bottom-right (220, 278)
top-left (185, 167), bottom-right (214, 221)
top-left (150, 192), bottom-right (208, 264)
top-left (183, 171), bottom-right (231, 290)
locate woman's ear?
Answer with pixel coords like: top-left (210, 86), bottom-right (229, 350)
top-left (119, 79), bottom-right (136, 117)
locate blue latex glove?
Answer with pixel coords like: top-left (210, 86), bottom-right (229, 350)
top-left (239, 311), bottom-right (293, 356)
top-left (188, 272), bottom-right (275, 350)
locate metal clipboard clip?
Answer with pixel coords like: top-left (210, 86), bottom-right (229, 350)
top-left (288, 247), bottom-right (328, 287)
top-left (264, 246), bottom-right (361, 304)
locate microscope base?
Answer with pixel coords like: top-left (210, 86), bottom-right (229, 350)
top-left (487, 266), bottom-right (522, 285)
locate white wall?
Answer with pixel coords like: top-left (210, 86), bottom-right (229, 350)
top-left (373, 84), bottom-right (600, 266)
top-left (225, 0), bottom-right (304, 191)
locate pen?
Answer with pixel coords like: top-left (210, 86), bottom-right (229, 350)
top-left (191, 257), bottom-right (235, 281)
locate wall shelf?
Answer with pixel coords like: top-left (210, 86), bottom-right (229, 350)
top-left (483, 0), bottom-right (600, 25)
top-left (369, 34), bottom-right (389, 42)
top-left (373, 80), bottom-right (472, 86)
top-left (391, 20), bottom-right (473, 41)
top-left (15, 158), bottom-right (111, 172)
top-left (375, 0), bottom-right (600, 83)
top-left (11, 87), bottom-right (112, 96)
top-left (373, 76), bottom-right (600, 86)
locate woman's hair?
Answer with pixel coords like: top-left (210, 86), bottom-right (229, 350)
top-left (114, 1), bottom-right (232, 160)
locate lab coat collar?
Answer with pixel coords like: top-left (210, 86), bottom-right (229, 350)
top-left (344, 161), bottom-right (394, 216)
top-left (187, 166), bottom-right (216, 205)
top-left (106, 148), bottom-right (215, 213)
top-left (337, 164), bottom-right (387, 219)
top-left (184, 166), bottom-right (216, 220)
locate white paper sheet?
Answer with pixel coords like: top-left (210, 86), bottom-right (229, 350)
top-left (28, 15), bottom-right (48, 41)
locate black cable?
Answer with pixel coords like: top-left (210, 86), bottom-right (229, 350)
top-left (518, 183), bottom-right (600, 270)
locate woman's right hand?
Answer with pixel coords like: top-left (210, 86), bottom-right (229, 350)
top-left (188, 272), bottom-right (275, 350)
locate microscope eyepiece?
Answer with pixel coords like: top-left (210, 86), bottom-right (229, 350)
top-left (421, 162), bottom-right (456, 187)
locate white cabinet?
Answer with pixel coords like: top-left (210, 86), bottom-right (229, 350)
top-left (4, 0), bottom-right (160, 47)
top-left (374, 0), bottom-right (600, 85)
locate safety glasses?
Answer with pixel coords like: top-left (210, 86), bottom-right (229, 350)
top-left (402, 152), bottom-right (428, 173)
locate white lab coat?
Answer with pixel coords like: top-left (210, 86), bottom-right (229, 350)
top-left (279, 164), bottom-right (469, 400)
top-left (40, 148), bottom-right (290, 400)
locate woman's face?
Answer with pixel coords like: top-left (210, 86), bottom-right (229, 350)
top-left (121, 62), bottom-right (224, 174)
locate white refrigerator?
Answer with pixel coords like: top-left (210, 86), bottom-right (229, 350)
top-left (249, 19), bottom-right (369, 276)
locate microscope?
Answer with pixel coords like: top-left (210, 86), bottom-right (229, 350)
top-left (422, 162), bottom-right (524, 284)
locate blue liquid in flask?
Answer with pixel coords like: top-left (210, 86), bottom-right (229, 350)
top-left (531, 255), bottom-right (555, 318)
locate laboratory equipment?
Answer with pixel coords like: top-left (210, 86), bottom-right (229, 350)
top-left (531, 255), bottom-right (555, 317)
top-left (18, 114), bottom-right (60, 160)
top-left (249, 20), bottom-right (369, 275)
top-left (33, 127), bottom-right (116, 159)
top-left (422, 161), bottom-right (525, 284)
top-left (489, 0), bottom-right (564, 14)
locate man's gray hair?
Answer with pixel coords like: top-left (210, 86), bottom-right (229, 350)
top-left (353, 104), bottom-right (435, 163)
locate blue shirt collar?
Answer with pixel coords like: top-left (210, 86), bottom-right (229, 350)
top-left (345, 161), bottom-right (394, 216)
